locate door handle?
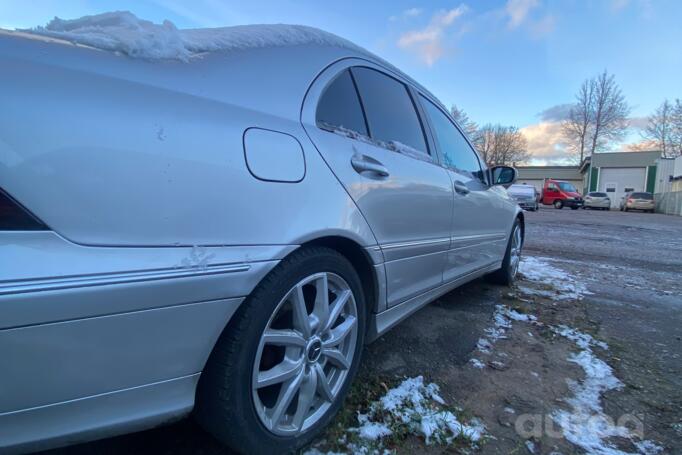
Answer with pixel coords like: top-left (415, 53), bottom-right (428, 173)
top-left (453, 180), bottom-right (470, 195)
top-left (351, 155), bottom-right (389, 177)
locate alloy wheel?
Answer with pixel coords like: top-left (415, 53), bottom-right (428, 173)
top-left (251, 272), bottom-right (358, 436)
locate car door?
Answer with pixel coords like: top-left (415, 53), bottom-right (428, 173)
top-left (417, 94), bottom-right (512, 281)
top-left (302, 61), bottom-right (453, 307)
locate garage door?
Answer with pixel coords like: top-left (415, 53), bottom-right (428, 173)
top-left (599, 167), bottom-right (646, 208)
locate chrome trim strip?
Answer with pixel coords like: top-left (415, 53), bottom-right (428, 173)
top-left (449, 238), bottom-right (507, 251)
top-left (450, 232), bottom-right (507, 243)
top-left (0, 263), bottom-right (251, 296)
top-left (379, 237), bottom-right (451, 251)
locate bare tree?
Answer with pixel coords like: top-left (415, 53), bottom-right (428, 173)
top-left (562, 71), bottom-right (630, 161)
top-left (588, 71), bottom-right (630, 154)
top-left (642, 100), bottom-right (674, 157)
top-left (475, 124), bottom-right (529, 166)
top-left (450, 104), bottom-right (479, 140)
top-left (673, 99), bottom-right (682, 157)
top-left (562, 79), bottom-right (594, 163)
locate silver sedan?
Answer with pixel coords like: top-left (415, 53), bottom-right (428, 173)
top-left (0, 22), bottom-right (523, 454)
top-left (584, 192), bottom-right (611, 210)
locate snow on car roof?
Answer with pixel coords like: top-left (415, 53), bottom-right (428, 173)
top-left (21, 10), bottom-right (365, 61)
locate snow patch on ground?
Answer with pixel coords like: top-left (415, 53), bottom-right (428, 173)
top-left (23, 11), bottom-right (364, 61)
top-left (308, 376), bottom-right (484, 454)
top-left (518, 256), bottom-right (591, 300)
top-left (552, 326), bottom-right (662, 455)
top-left (469, 358), bottom-right (485, 369)
top-left (471, 305), bottom-right (536, 365)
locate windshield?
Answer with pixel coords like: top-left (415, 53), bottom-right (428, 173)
top-left (558, 182), bottom-right (577, 193)
top-left (589, 192), bottom-right (607, 197)
top-left (631, 192), bottom-right (653, 200)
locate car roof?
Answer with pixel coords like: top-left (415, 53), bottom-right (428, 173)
top-left (1, 17), bottom-right (441, 122)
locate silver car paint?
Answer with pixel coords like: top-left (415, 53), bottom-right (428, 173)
top-left (0, 32), bottom-right (521, 452)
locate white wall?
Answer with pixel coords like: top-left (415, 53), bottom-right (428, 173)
top-left (655, 158), bottom-right (675, 194)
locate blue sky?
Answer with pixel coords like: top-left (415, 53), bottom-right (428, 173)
top-left (3, 0), bottom-right (681, 164)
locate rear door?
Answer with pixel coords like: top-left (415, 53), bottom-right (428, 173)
top-left (417, 94), bottom-right (512, 280)
top-left (302, 61), bottom-right (453, 307)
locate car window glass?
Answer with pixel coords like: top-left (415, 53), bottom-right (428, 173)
top-left (558, 182), bottom-right (577, 192)
top-left (631, 192), bottom-right (653, 199)
top-left (351, 67), bottom-right (427, 154)
top-left (316, 69), bottom-right (368, 136)
top-left (419, 95), bottom-right (483, 180)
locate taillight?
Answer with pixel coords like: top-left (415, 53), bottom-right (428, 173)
top-left (0, 188), bottom-right (48, 230)
top-left (627, 198), bottom-right (634, 203)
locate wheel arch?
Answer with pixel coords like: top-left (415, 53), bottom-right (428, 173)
top-left (299, 235), bottom-right (380, 319)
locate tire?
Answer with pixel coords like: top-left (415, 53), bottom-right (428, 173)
top-left (195, 246), bottom-right (366, 455)
top-left (553, 200), bottom-right (563, 209)
top-left (488, 218), bottom-right (522, 286)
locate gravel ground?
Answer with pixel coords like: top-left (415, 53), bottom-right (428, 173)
top-left (42, 207), bottom-right (682, 455)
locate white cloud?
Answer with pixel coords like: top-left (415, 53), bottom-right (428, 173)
top-left (396, 5), bottom-right (468, 66)
top-left (520, 120), bottom-right (574, 164)
top-left (503, 0), bottom-right (554, 37)
top-left (505, 0), bottom-right (539, 28)
top-left (404, 7), bottom-right (423, 18)
top-left (389, 7), bottom-right (423, 22)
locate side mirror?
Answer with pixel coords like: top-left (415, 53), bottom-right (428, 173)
top-left (490, 165), bottom-right (517, 188)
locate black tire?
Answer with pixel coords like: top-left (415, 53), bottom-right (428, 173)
top-left (195, 246), bottom-right (366, 455)
top-left (553, 200), bottom-right (563, 209)
top-left (488, 218), bottom-right (522, 286)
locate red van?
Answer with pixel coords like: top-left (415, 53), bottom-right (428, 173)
top-left (541, 179), bottom-right (584, 209)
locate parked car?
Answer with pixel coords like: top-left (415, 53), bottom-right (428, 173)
top-left (583, 192), bottom-right (611, 210)
top-left (540, 179), bottom-right (584, 209)
top-left (507, 184), bottom-right (539, 211)
top-left (620, 191), bottom-right (655, 212)
top-left (0, 19), bottom-right (525, 455)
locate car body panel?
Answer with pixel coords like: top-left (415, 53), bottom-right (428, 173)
top-left (301, 59), bottom-right (454, 307)
top-left (0, 33), bottom-right (378, 249)
top-left (0, 31), bottom-right (522, 453)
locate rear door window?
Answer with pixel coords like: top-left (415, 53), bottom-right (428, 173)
top-left (419, 95), bottom-right (484, 181)
top-left (316, 69), bottom-right (368, 136)
top-left (351, 67), bottom-right (428, 154)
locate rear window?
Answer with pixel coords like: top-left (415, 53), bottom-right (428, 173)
top-left (589, 192), bottom-right (607, 197)
top-left (316, 69), bottom-right (368, 136)
top-left (509, 185), bottom-right (535, 196)
top-left (351, 67), bottom-right (428, 154)
top-left (631, 192), bottom-right (653, 200)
